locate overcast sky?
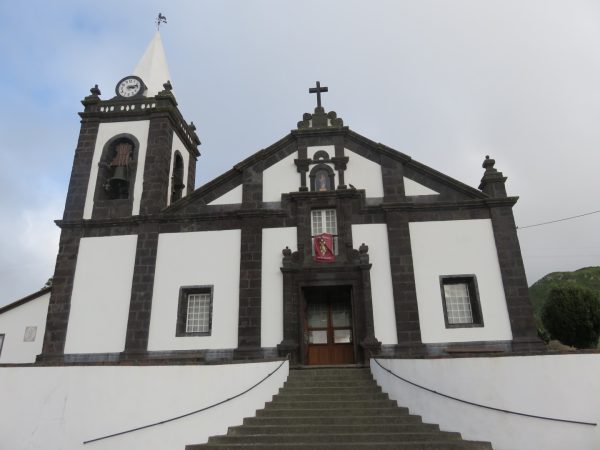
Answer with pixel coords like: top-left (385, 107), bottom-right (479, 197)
top-left (1, 0), bottom-right (599, 306)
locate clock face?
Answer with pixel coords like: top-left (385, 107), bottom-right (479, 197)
top-left (116, 76), bottom-right (144, 98)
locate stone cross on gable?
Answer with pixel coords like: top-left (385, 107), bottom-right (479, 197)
top-left (309, 81), bottom-right (328, 108)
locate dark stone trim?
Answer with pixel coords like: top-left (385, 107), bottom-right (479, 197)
top-left (312, 150), bottom-right (330, 161)
top-left (331, 149), bottom-right (349, 191)
top-left (123, 223), bottom-right (160, 352)
top-left (32, 349), bottom-right (285, 366)
top-left (489, 206), bottom-right (545, 352)
top-left (40, 228), bottom-right (82, 357)
top-left (0, 287), bottom-right (51, 316)
top-left (295, 145), bottom-right (309, 191)
top-left (139, 115), bottom-right (175, 215)
top-left (385, 211), bottom-right (426, 356)
top-left (381, 153), bottom-right (405, 202)
top-left (439, 275), bottom-right (484, 328)
top-left (63, 119), bottom-right (100, 221)
top-left (80, 92), bottom-right (200, 154)
top-left (176, 285), bottom-right (214, 336)
top-left (278, 243), bottom-right (381, 366)
top-left (236, 220), bottom-right (263, 350)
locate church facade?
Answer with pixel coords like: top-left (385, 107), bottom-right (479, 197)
top-left (4, 32), bottom-right (541, 368)
top-left (5, 32), bottom-right (600, 450)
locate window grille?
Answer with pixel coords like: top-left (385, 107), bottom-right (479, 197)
top-left (186, 293), bottom-right (211, 333)
top-left (177, 286), bottom-right (213, 336)
top-left (444, 283), bottom-right (473, 324)
top-left (439, 275), bottom-right (483, 328)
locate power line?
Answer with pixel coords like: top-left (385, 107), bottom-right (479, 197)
top-left (517, 209), bottom-right (600, 230)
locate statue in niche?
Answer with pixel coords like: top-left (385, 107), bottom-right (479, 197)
top-left (316, 170), bottom-right (329, 191)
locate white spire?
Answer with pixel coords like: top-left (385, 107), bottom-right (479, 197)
top-left (132, 32), bottom-right (172, 97)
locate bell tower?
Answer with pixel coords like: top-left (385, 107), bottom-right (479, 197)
top-left (63, 31), bottom-right (200, 222)
top-left (41, 31), bottom-right (200, 359)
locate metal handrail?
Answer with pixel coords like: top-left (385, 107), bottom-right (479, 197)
top-left (83, 359), bottom-right (288, 444)
top-left (373, 358), bottom-right (596, 427)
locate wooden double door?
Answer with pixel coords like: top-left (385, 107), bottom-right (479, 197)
top-left (304, 286), bottom-right (355, 365)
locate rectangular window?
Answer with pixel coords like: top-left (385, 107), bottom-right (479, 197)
top-left (176, 286), bottom-right (213, 336)
top-left (311, 209), bottom-right (338, 254)
top-left (440, 275), bottom-right (483, 328)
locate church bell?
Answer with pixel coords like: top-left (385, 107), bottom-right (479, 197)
top-left (110, 165), bottom-right (128, 185)
top-left (108, 165), bottom-right (129, 198)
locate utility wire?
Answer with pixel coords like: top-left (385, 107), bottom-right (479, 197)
top-left (517, 209), bottom-right (600, 230)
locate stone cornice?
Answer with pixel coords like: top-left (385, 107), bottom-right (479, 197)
top-left (78, 94), bottom-right (200, 156)
top-left (374, 197), bottom-right (518, 213)
top-left (55, 208), bottom-right (287, 230)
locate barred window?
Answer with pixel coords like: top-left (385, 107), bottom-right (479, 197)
top-left (440, 276), bottom-right (483, 328)
top-left (186, 293), bottom-right (211, 333)
top-left (176, 286), bottom-right (213, 336)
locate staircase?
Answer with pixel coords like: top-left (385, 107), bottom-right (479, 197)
top-left (187, 367), bottom-right (493, 449)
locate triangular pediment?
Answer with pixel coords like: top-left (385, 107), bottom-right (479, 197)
top-left (164, 123), bottom-right (489, 216)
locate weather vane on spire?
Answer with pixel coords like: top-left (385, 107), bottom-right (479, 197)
top-left (156, 13), bottom-right (167, 31)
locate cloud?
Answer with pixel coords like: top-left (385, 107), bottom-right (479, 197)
top-left (1, 0), bottom-right (599, 305)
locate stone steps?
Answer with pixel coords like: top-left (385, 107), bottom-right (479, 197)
top-left (186, 367), bottom-right (493, 450)
top-left (188, 443), bottom-right (493, 449)
top-left (228, 423), bottom-right (442, 435)
top-left (243, 415), bottom-right (424, 426)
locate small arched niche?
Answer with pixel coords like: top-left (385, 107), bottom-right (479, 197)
top-left (171, 151), bottom-right (186, 203)
top-left (309, 164), bottom-right (335, 192)
top-left (97, 136), bottom-right (138, 201)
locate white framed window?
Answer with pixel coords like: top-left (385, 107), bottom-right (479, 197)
top-left (440, 275), bottom-right (483, 328)
top-left (176, 286), bottom-right (213, 336)
top-left (311, 209), bottom-right (338, 254)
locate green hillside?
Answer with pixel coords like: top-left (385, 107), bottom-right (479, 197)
top-left (529, 266), bottom-right (600, 328)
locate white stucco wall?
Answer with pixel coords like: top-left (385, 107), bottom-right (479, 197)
top-left (344, 148), bottom-right (384, 198)
top-left (409, 219), bottom-right (512, 343)
top-left (208, 184), bottom-right (243, 205)
top-left (262, 151), bottom-right (298, 202)
top-left (83, 121), bottom-right (150, 219)
top-left (0, 360), bottom-right (288, 450)
top-left (351, 224), bottom-right (397, 344)
top-left (65, 235), bottom-right (138, 354)
top-left (371, 355), bottom-right (600, 450)
top-left (261, 227), bottom-right (297, 347)
top-left (404, 177), bottom-right (439, 196)
top-left (148, 230), bottom-right (241, 351)
top-left (0, 292), bottom-right (49, 363)
top-left (166, 133), bottom-right (189, 206)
